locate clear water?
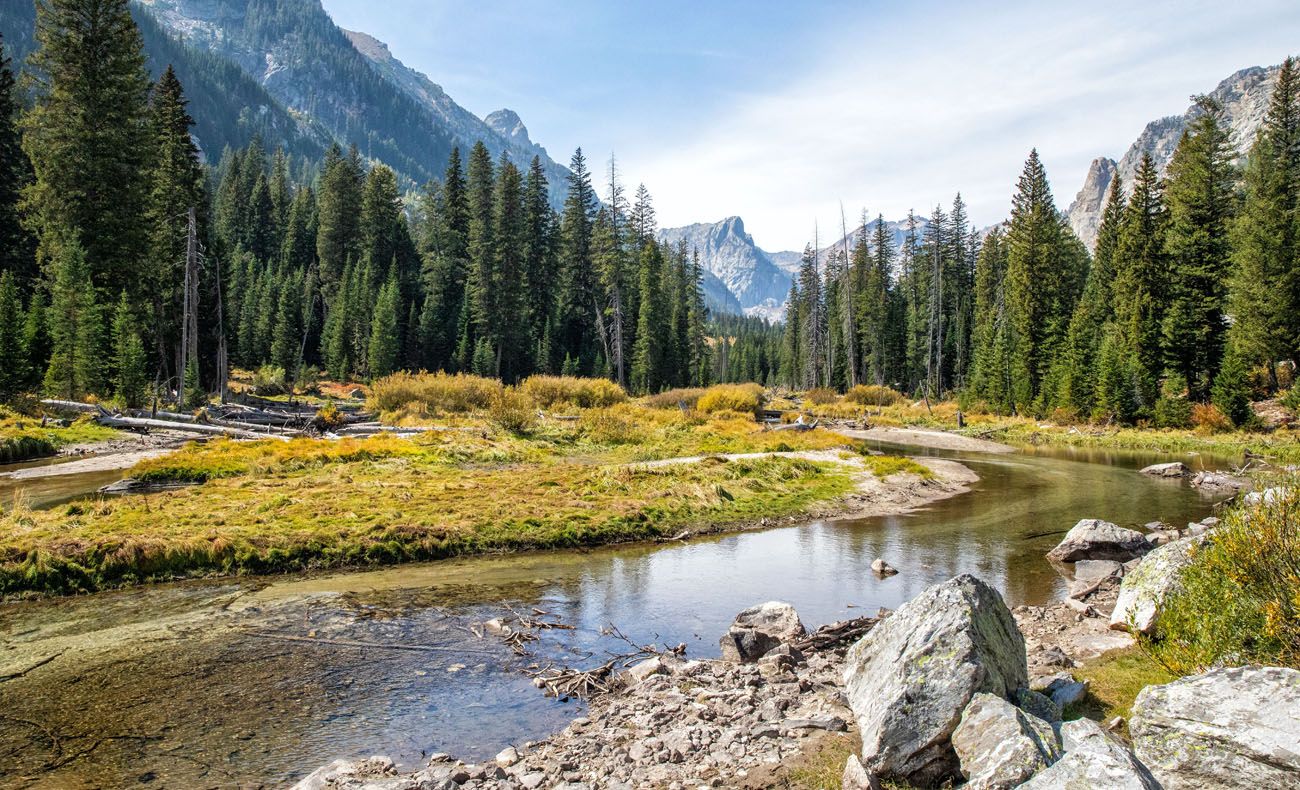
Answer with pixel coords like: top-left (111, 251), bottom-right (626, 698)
top-left (0, 441), bottom-right (1232, 788)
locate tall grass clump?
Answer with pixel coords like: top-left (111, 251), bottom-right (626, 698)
top-left (0, 434), bottom-right (56, 464)
top-left (1141, 483), bottom-right (1300, 674)
top-left (845, 384), bottom-right (905, 406)
top-left (696, 383), bottom-right (764, 416)
top-left (488, 388), bottom-right (539, 435)
top-left (520, 375), bottom-right (626, 409)
top-left (370, 371), bottom-right (502, 416)
top-left (805, 387), bottom-right (839, 405)
top-left (642, 387), bottom-right (707, 410)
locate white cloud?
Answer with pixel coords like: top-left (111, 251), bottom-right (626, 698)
top-left (628, 0), bottom-right (1300, 251)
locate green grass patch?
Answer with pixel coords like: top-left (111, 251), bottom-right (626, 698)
top-left (1064, 646), bottom-right (1175, 732)
top-left (0, 409), bottom-right (121, 464)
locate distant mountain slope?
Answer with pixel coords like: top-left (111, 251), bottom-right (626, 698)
top-left (1067, 64), bottom-right (1280, 248)
top-left (0, 1), bottom-right (329, 163)
top-left (342, 30), bottom-right (571, 206)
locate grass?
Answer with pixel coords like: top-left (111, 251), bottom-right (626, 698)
top-left (0, 408), bottom-right (121, 464)
top-left (0, 405), bottom-right (901, 597)
top-left (1064, 646), bottom-right (1175, 734)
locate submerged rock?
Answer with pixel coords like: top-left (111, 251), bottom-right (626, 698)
top-left (1020, 718), bottom-right (1160, 789)
top-left (870, 558), bottom-right (898, 575)
top-left (1047, 519), bottom-right (1151, 563)
top-left (842, 574), bottom-right (1028, 786)
top-left (1131, 665), bottom-right (1300, 788)
top-left (1141, 461), bottom-right (1190, 478)
top-left (718, 601), bottom-right (805, 663)
top-left (952, 692), bottom-right (1061, 788)
top-left (1110, 535), bottom-right (1204, 633)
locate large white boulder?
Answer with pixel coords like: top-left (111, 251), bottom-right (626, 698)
top-left (718, 601), bottom-right (805, 663)
top-left (842, 574), bottom-right (1028, 786)
top-left (1110, 535), bottom-right (1204, 633)
top-left (952, 693), bottom-right (1061, 789)
top-left (1141, 461), bottom-right (1189, 478)
top-left (1048, 519), bottom-right (1151, 563)
top-left (1131, 665), bottom-right (1300, 788)
top-left (1019, 718), bottom-right (1161, 789)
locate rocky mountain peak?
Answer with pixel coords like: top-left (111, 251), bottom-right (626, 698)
top-left (1065, 157), bottom-right (1117, 250)
top-left (484, 109), bottom-right (531, 147)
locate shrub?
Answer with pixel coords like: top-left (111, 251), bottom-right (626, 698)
top-left (804, 387), bottom-right (839, 405)
top-left (844, 384), bottom-right (904, 406)
top-left (369, 371), bottom-right (502, 415)
top-left (644, 387), bottom-right (707, 410)
top-left (1142, 484), bottom-right (1300, 674)
top-left (520, 375), bottom-right (627, 409)
top-left (252, 365), bottom-right (288, 396)
top-left (1282, 387), bottom-right (1300, 414)
top-left (1190, 402), bottom-right (1232, 434)
top-left (1154, 398), bottom-right (1193, 429)
top-left (314, 400), bottom-right (346, 432)
top-left (581, 407), bottom-right (640, 444)
top-left (696, 383), bottom-right (763, 416)
top-left (488, 388), bottom-right (538, 435)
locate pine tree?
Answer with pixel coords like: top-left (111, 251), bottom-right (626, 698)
top-left (1228, 57), bottom-right (1299, 388)
top-left (23, 291), bottom-right (50, 387)
top-left (43, 235), bottom-right (101, 399)
top-left (523, 156), bottom-right (555, 359)
top-left (464, 141), bottom-right (495, 361)
top-left (0, 34), bottom-right (34, 285)
top-left (1112, 152), bottom-right (1168, 412)
top-left (968, 227), bottom-right (1012, 411)
top-left (555, 148), bottom-right (599, 373)
top-left (1162, 96), bottom-right (1238, 401)
top-left (111, 291), bottom-right (147, 407)
top-left (490, 157), bottom-right (528, 380)
top-left (367, 270), bottom-right (401, 379)
top-left (797, 243), bottom-right (824, 388)
top-left (630, 241), bottom-right (665, 393)
top-left (270, 269), bottom-right (304, 372)
top-left (0, 271), bottom-right (26, 398)
top-left (22, 0), bottom-right (152, 296)
top-left (316, 143), bottom-right (363, 296)
top-left (1212, 342), bottom-right (1253, 427)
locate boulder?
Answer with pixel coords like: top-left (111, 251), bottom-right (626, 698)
top-left (621, 656), bottom-right (668, 687)
top-left (1131, 665), bottom-right (1300, 789)
top-left (1014, 688), bottom-right (1063, 723)
top-left (953, 693), bottom-right (1061, 789)
top-left (1110, 535), bottom-right (1204, 634)
top-left (1190, 471), bottom-right (1244, 491)
top-left (842, 574), bottom-right (1028, 786)
top-left (1047, 519), bottom-right (1151, 563)
top-left (1242, 486), bottom-right (1290, 507)
top-left (1031, 672), bottom-right (1089, 709)
top-left (1141, 461), bottom-right (1189, 477)
top-left (842, 754), bottom-right (881, 790)
top-left (1019, 719), bottom-right (1160, 789)
top-left (871, 558), bottom-right (899, 575)
top-left (718, 601), bottom-right (805, 663)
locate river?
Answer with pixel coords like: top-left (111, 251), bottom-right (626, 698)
top-left (0, 440), bottom-right (1233, 788)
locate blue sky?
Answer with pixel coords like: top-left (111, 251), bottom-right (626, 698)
top-left (321, 0), bottom-right (1300, 250)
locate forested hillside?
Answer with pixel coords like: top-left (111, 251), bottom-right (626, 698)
top-left (0, 0), bottom-right (1298, 433)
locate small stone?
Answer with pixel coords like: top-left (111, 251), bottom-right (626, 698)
top-left (495, 746), bottom-right (520, 767)
top-left (1140, 461), bottom-right (1189, 477)
top-left (871, 558), bottom-right (899, 575)
top-left (842, 754), bottom-right (881, 790)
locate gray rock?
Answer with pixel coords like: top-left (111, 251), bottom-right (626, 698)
top-left (1131, 665), bottom-right (1300, 789)
top-left (1015, 687), bottom-right (1063, 723)
top-left (719, 601), bottom-right (805, 663)
top-left (842, 754), bottom-right (881, 790)
top-left (621, 656), bottom-right (668, 687)
top-left (952, 693), bottom-right (1062, 789)
top-left (1048, 519), bottom-right (1152, 563)
top-left (1075, 559), bottom-right (1125, 582)
top-left (1142, 461), bottom-right (1190, 478)
top-left (842, 574), bottom-right (1028, 786)
top-left (495, 746), bottom-right (521, 767)
top-left (1242, 486), bottom-right (1290, 507)
top-left (871, 558), bottom-right (899, 575)
top-left (1190, 471), bottom-right (1244, 491)
top-left (1031, 673), bottom-right (1090, 709)
top-left (1111, 535), bottom-right (1204, 634)
top-left (1020, 719), bottom-right (1160, 789)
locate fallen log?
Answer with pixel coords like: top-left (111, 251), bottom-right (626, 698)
top-left (200, 413), bottom-right (302, 436)
top-left (96, 415), bottom-right (287, 441)
top-left (40, 399), bottom-right (109, 415)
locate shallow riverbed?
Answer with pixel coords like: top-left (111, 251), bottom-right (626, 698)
top-left (0, 440), bottom-right (1233, 788)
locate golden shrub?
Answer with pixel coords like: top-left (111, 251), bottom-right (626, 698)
top-left (369, 372), bottom-right (502, 415)
top-left (844, 384), bottom-right (904, 406)
top-left (696, 383), bottom-right (764, 416)
top-left (805, 387), bottom-right (839, 405)
top-left (520, 375), bottom-right (628, 409)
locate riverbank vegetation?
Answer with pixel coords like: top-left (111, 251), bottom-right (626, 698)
top-left (0, 379), bottom-right (940, 596)
top-left (0, 406), bottom-right (119, 464)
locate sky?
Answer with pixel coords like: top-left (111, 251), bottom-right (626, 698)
top-left (320, 0), bottom-right (1300, 252)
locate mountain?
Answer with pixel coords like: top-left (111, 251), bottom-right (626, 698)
top-left (1066, 64), bottom-right (1281, 249)
top-left (0, 1), bottom-right (331, 163)
top-left (341, 30), bottom-right (571, 205)
top-left (0, 0), bottom-right (573, 199)
top-left (660, 215), bottom-right (932, 322)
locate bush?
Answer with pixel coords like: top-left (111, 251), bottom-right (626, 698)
top-left (1190, 402), bottom-right (1232, 434)
top-left (696, 383), bottom-right (764, 416)
top-left (580, 407), bottom-right (640, 444)
top-left (643, 387), bottom-right (707, 410)
top-left (804, 387), bottom-right (839, 405)
top-left (1142, 484), bottom-right (1300, 674)
top-left (844, 384), bottom-right (904, 406)
top-left (1281, 387), bottom-right (1300, 414)
top-left (252, 365), bottom-right (288, 396)
top-left (314, 400), bottom-right (346, 432)
top-left (1154, 398), bottom-right (1193, 429)
top-left (488, 388), bottom-right (538, 435)
top-left (369, 371), bottom-right (502, 415)
top-left (520, 375), bottom-right (627, 409)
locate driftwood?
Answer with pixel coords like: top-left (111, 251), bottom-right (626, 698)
top-left (97, 414), bottom-right (285, 441)
top-left (40, 399), bottom-right (107, 415)
top-left (244, 631), bottom-right (496, 654)
top-left (792, 615), bottom-right (879, 654)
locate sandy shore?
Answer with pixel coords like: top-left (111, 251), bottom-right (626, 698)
top-left (837, 426), bottom-right (1016, 454)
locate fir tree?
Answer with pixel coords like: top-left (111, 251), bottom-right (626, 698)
top-left (630, 241), bottom-right (665, 393)
top-left (367, 270), bottom-right (400, 379)
top-left (316, 143), bottom-right (363, 296)
top-left (0, 34), bottom-right (34, 285)
top-left (43, 235), bottom-right (101, 399)
top-left (1211, 343), bottom-right (1253, 428)
top-left (23, 291), bottom-right (50, 388)
top-left (111, 291), bottom-right (147, 407)
top-left (22, 0), bottom-right (152, 295)
top-left (556, 148), bottom-right (598, 374)
top-left (1112, 152), bottom-right (1168, 412)
top-left (0, 271), bottom-right (26, 398)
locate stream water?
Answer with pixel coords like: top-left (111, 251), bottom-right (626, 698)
top-left (0, 441), bottom-right (1235, 788)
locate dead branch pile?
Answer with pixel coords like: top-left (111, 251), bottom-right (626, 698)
top-left (792, 614), bottom-right (880, 655)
